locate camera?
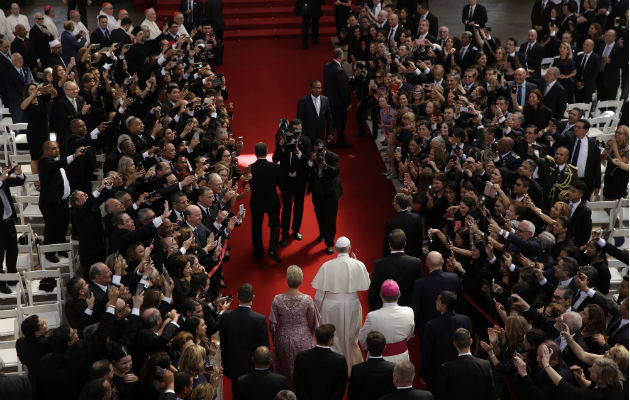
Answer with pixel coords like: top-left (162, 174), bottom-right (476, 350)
top-left (82, 145), bottom-right (92, 153)
top-left (427, 185), bottom-right (435, 197)
top-left (316, 149), bottom-right (325, 163)
top-left (148, 190), bottom-right (160, 198)
top-left (506, 296), bottom-right (517, 309)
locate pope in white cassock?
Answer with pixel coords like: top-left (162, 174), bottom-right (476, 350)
top-left (312, 236), bottom-right (370, 374)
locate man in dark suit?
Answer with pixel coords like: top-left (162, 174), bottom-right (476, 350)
top-left (597, 29), bottom-right (622, 101)
top-left (438, 328), bottom-right (494, 400)
top-left (377, 360), bottom-right (433, 400)
top-left (370, 229), bottom-right (422, 311)
top-left (306, 140), bottom-right (343, 254)
top-left (249, 142), bottom-right (285, 262)
top-left (563, 119), bottom-right (601, 198)
top-left (294, 324), bottom-right (348, 400)
top-left (179, 0), bottom-right (203, 32)
top-left (297, 80), bottom-right (334, 143)
top-left (0, 371), bottom-right (31, 400)
top-left (508, 68), bottom-right (538, 111)
top-left (273, 120), bottom-right (311, 246)
top-left (382, 193), bottom-right (423, 258)
top-left (411, 251), bottom-right (465, 336)
top-left (38, 141), bottom-right (86, 263)
top-left (52, 81), bottom-right (89, 155)
top-left (347, 331), bottom-right (396, 400)
top-left (530, 0), bottom-right (553, 35)
top-left (575, 39), bottom-right (601, 103)
top-left (46, 40), bottom-right (66, 69)
top-left (160, 371), bottom-right (194, 400)
top-left (61, 21), bottom-right (87, 64)
top-left (540, 67), bottom-right (567, 119)
top-left (220, 283), bottom-right (270, 398)
top-left (385, 13), bottom-right (404, 44)
top-left (519, 30), bottom-right (545, 76)
top-left (10, 25), bottom-right (38, 71)
top-left (87, 262), bottom-right (115, 321)
top-left (414, 2), bottom-right (438, 38)
top-left (299, 0), bottom-right (323, 49)
top-left (0, 164), bottom-right (25, 294)
top-left (461, 0), bottom-right (487, 32)
top-left (15, 315), bottom-right (51, 394)
top-left (567, 180), bottom-right (593, 248)
top-left (607, 297), bottom-right (628, 349)
top-left (184, 205), bottom-right (212, 249)
top-left (4, 52), bottom-right (34, 123)
top-left (419, 291), bottom-right (471, 392)
top-left (66, 120), bottom-right (106, 193)
top-left (323, 48), bottom-right (352, 147)
top-left (90, 15), bottom-right (112, 48)
top-left (236, 346), bottom-right (289, 400)
top-left (454, 31), bottom-right (478, 72)
top-left (134, 307), bottom-right (180, 367)
top-left (110, 206), bottom-right (169, 254)
top-left (205, 1), bottom-right (226, 41)
top-left (109, 19), bottom-right (132, 45)
top-left (29, 13), bottom-right (55, 68)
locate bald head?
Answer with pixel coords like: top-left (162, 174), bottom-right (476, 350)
top-left (426, 251), bottom-right (443, 271)
top-left (185, 205), bottom-right (202, 227)
top-left (253, 346), bottom-right (272, 368)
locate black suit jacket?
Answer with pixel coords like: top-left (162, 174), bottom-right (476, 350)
top-left (564, 135), bottom-right (601, 195)
top-left (38, 156), bottom-right (72, 207)
top-left (46, 52), bottom-right (66, 69)
top-left (249, 158), bottom-right (285, 212)
top-left (0, 174), bottom-right (25, 221)
top-left (110, 221), bottom-right (157, 254)
top-left (454, 44), bottom-right (479, 72)
top-left (109, 28), bottom-right (131, 45)
top-left (570, 201), bottom-right (593, 248)
top-left (179, 0), bottom-right (203, 29)
top-left (10, 37), bottom-right (37, 69)
top-left (461, 4), bottom-right (487, 30)
top-left (347, 357), bottom-right (396, 400)
top-left (541, 80), bottom-right (567, 119)
top-left (369, 252), bottom-right (422, 310)
top-left (52, 96), bottom-right (85, 152)
top-left (294, 346), bottom-right (347, 400)
top-left (0, 373), bottom-right (31, 400)
top-left (297, 94), bottom-right (334, 142)
top-left (382, 210), bottom-right (423, 258)
top-left (306, 150), bottom-right (343, 199)
top-left (438, 355), bottom-right (494, 400)
top-left (519, 42), bottom-right (545, 75)
top-left (575, 52), bottom-right (601, 90)
top-left (377, 387), bottom-right (434, 400)
top-left (134, 322), bottom-right (179, 368)
top-left (29, 25), bottom-right (54, 66)
top-left (323, 60), bottom-right (351, 107)
top-left (413, 12), bottom-right (439, 38)
top-left (90, 28), bottom-right (112, 48)
top-left (220, 306), bottom-right (270, 380)
top-left (411, 270), bottom-right (465, 334)
top-left (205, 0), bottom-right (226, 30)
top-left (599, 44), bottom-right (622, 88)
top-left (236, 369), bottom-right (289, 400)
top-left (419, 312), bottom-right (471, 385)
top-left (607, 316), bottom-right (629, 349)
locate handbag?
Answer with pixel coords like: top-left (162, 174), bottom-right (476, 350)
top-left (295, 1), bottom-right (309, 16)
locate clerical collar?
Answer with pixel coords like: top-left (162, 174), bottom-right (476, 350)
top-left (458, 352), bottom-right (472, 357)
top-left (315, 345), bottom-right (331, 349)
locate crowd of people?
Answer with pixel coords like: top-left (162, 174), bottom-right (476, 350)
top-left (0, 0), bottom-right (628, 400)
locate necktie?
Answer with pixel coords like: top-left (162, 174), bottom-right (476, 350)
top-left (581, 54), bottom-right (588, 70)
top-left (0, 186), bottom-right (13, 220)
top-left (314, 96), bottom-right (320, 115)
top-left (571, 138), bottom-right (581, 165)
top-left (541, 1), bottom-right (546, 13)
top-left (19, 69), bottom-right (25, 82)
top-left (469, 6), bottom-right (473, 20)
top-left (601, 45), bottom-right (611, 71)
top-left (459, 46), bottom-right (466, 59)
top-left (526, 43), bottom-right (532, 54)
top-left (388, 28), bottom-right (394, 42)
top-left (71, 98), bottom-right (77, 111)
top-left (517, 84), bottom-right (523, 106)
top-left (105, 29), bottom-right (110, 40)
top-left (569, 202), bottom-right (574, 215)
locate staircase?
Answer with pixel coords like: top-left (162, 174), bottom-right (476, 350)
top-left (154, 0), bottom-right (337, 39)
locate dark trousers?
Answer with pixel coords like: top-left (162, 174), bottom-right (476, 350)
top-left (331, 105), bottom-right (348, 144)
top-left (40, 201), bottom-right (69, 245)
top-left (575, 83), bottom-right (596, 103)
top-left (301, 15), bottom-right (320, 48)
top-left (334, 5), bottom-right (350, 41)
top-left (312, 193), bottom-right (338, 247)
top-left (281, 178), bottom-right (306, 237)
top-left (66, 0), bottom-right (88, 27)
top-left (80, 252), bottom-right (103, 279)
top-left (597, 74), bottom-right (620, 101)
top-left (0, 218), bottom-right (18, 279)
top-left (251, 205), bottom-right (280, 254)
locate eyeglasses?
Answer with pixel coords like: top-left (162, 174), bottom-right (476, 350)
top-left (465, 75), bottom-right (474, 78)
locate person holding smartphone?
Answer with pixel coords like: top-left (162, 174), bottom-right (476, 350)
top-left (0, 164), bottom-right (25, 294)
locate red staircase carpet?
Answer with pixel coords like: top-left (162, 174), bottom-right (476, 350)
top-left (215, 38), bottom-right (396, 397)
top-left (155, 0), bottom-right (337, 39)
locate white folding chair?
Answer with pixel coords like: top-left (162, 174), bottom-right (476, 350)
top-left (0, 340), bottom-right (23, 374)
top-left (0, 308), bottom-right (20, 338)
top-left (0, 273), bottom-right (23, 310)
top-left (0, 125), bottom-right (12, 165)
top-left (37, 243), bottom-right (75, 279)
top-left (609, 228), bottom-right (629, 250)
top-left (564, 103), bottom-right (592, 119)
top-left (13, 224), bottom-right (34, 273)
top-left (23, 270), bottom-right (63, 309)
top-left (592, 100), bottom-right (624, 119)
top-left (8, 154), bottom-right (32, 175)
top-left (588, 200), bottom-right (618, 230)
top-left (19, 303), bottom-right (62, 330)
top-left (13, 195), bottom-right (42, 227)
top-left (588, 116), bottom-right (616, 134)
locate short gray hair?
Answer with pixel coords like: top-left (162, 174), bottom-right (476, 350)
top-left (393, 360), bottom-right (415, 386)
top-left (563, 311), bottom-right (583, 333)
top-left (522, 220), bottom-right (535, 235)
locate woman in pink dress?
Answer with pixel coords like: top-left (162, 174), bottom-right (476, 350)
top-left (269, 265), bottom-right (319, 388)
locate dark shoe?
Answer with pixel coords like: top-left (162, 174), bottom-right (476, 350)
top-left (57, 251), bottom-right (68, 258)
top-left (269, 251), bottom-right (282, 263)
top-left (325, 246), bottom-right (335, 255)
top-left (315, 235), bottom-right (324, 243)
top-left (7, 280), bottom-right (18, 286)
top-left (45, 253), bottom-right (60, 263)
top-left (280, 237), bottom-right (288, 247)
top-left (293, 232), bottom-right (303, 240)
top-left (0, 285), bottom-right (11, 294)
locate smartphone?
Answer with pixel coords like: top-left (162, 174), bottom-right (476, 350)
top-left (163, 269), bottom-right (172, 285)
top-left (395, 146), bottom-right (402, 156)
top-left (148, 190), bottom-right (160, 198)
top-left (154, 366), bottom-right (164, 377)
top-left (7, 166), bottom-right (16, 176)
top-left (369, 79), bottom-right (375, 87)
top-left (460, 106), bottom-right (468, 113)
top-left (239, 204), bottom-right (245, 215)
top-left (136, 161), bottom-right (144, 171)
top-left (403, 173), bottom-right (411, 185)
top-left (392, 83), bottom-right (399, 92)
top-left (244, 165), bottom-right (251, 175)
top-left (454, 220), bottom-right (462, 230)
top-left (433, 111), bottom-right (440, 119)
top-left (418, 39), bottom-right (425, 46)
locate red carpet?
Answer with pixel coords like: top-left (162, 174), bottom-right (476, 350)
top-left (154, 0), bottom-right (336, 39)
top-left (216, 38), bottom-right (396, 397)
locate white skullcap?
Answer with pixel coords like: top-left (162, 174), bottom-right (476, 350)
top-left (335, 236), bottom-right (350, 248)
top-left (49, 39), bottom-right (61, 47)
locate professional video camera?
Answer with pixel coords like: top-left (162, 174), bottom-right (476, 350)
top-left (316, 148), bottom-right (326, 163)
top-left (276, 118), bottom-right (298, 151)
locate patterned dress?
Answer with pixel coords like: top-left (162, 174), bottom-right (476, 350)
top-left (269, 293), bottom-right (318, 388)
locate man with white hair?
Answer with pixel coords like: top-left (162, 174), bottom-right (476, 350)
top-left (541, 66), bottom-right (567, 119)
top-left (489, 219), bottom-right (543, 260)
top-left (141, 8), bottom-right (161, 40)
top-left (380, 360), bottom-right (433, 399)
top-left (359, 280), bottom-right (414, 363)
top-left (69, 11), bottom-right (90, 44)
top-left (6, 3), bottom-right (30, 43)
top-left (173, 13), bottom-right (190, 37)
top-left (312, 236), bottom-right (370, 373)
top-left (43, 6), bottom-right (60, 40)
top-left (97, 2), bottom-right (117, 31)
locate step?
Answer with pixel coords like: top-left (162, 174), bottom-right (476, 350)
top-left (224, 15), bottom-right (335, 30)
top-left (223, 25), bottom-right (336, 39)
top-left (223, 6), bottom-right (334, 18)
top-left (223, 0), bottom-right (300, 7)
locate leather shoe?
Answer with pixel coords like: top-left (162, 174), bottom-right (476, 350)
top-left (0, 285), bottom-right (11, 294)
top-left (315, 235), bottom-right (324, 243)
top-left (269, 251), bottom-right (282, 263)
top-left (325, 246), bottom-right (335, 255)
top-left (280, 237), bottom-right (288, 247)
top-left (293, 232), bottom-right (303, 240)
top-left (45, 253), bottom-right (60, 263)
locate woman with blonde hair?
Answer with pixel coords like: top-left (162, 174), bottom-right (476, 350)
top-left (602, 125), bottom-right (629, 200)
top-left (178, 344), bottom-right (209, 387)
top-left (269, 265), bottom-right (318, 387)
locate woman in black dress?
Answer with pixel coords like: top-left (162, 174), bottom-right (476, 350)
top-left (20, 83), bottom-right (57, 174)
top-left (602, 125), bottom-right (629, 200)
top-left (554, 42), bottom-right (577, 103)
top-left (521, 89), bottom-right (553, 130)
